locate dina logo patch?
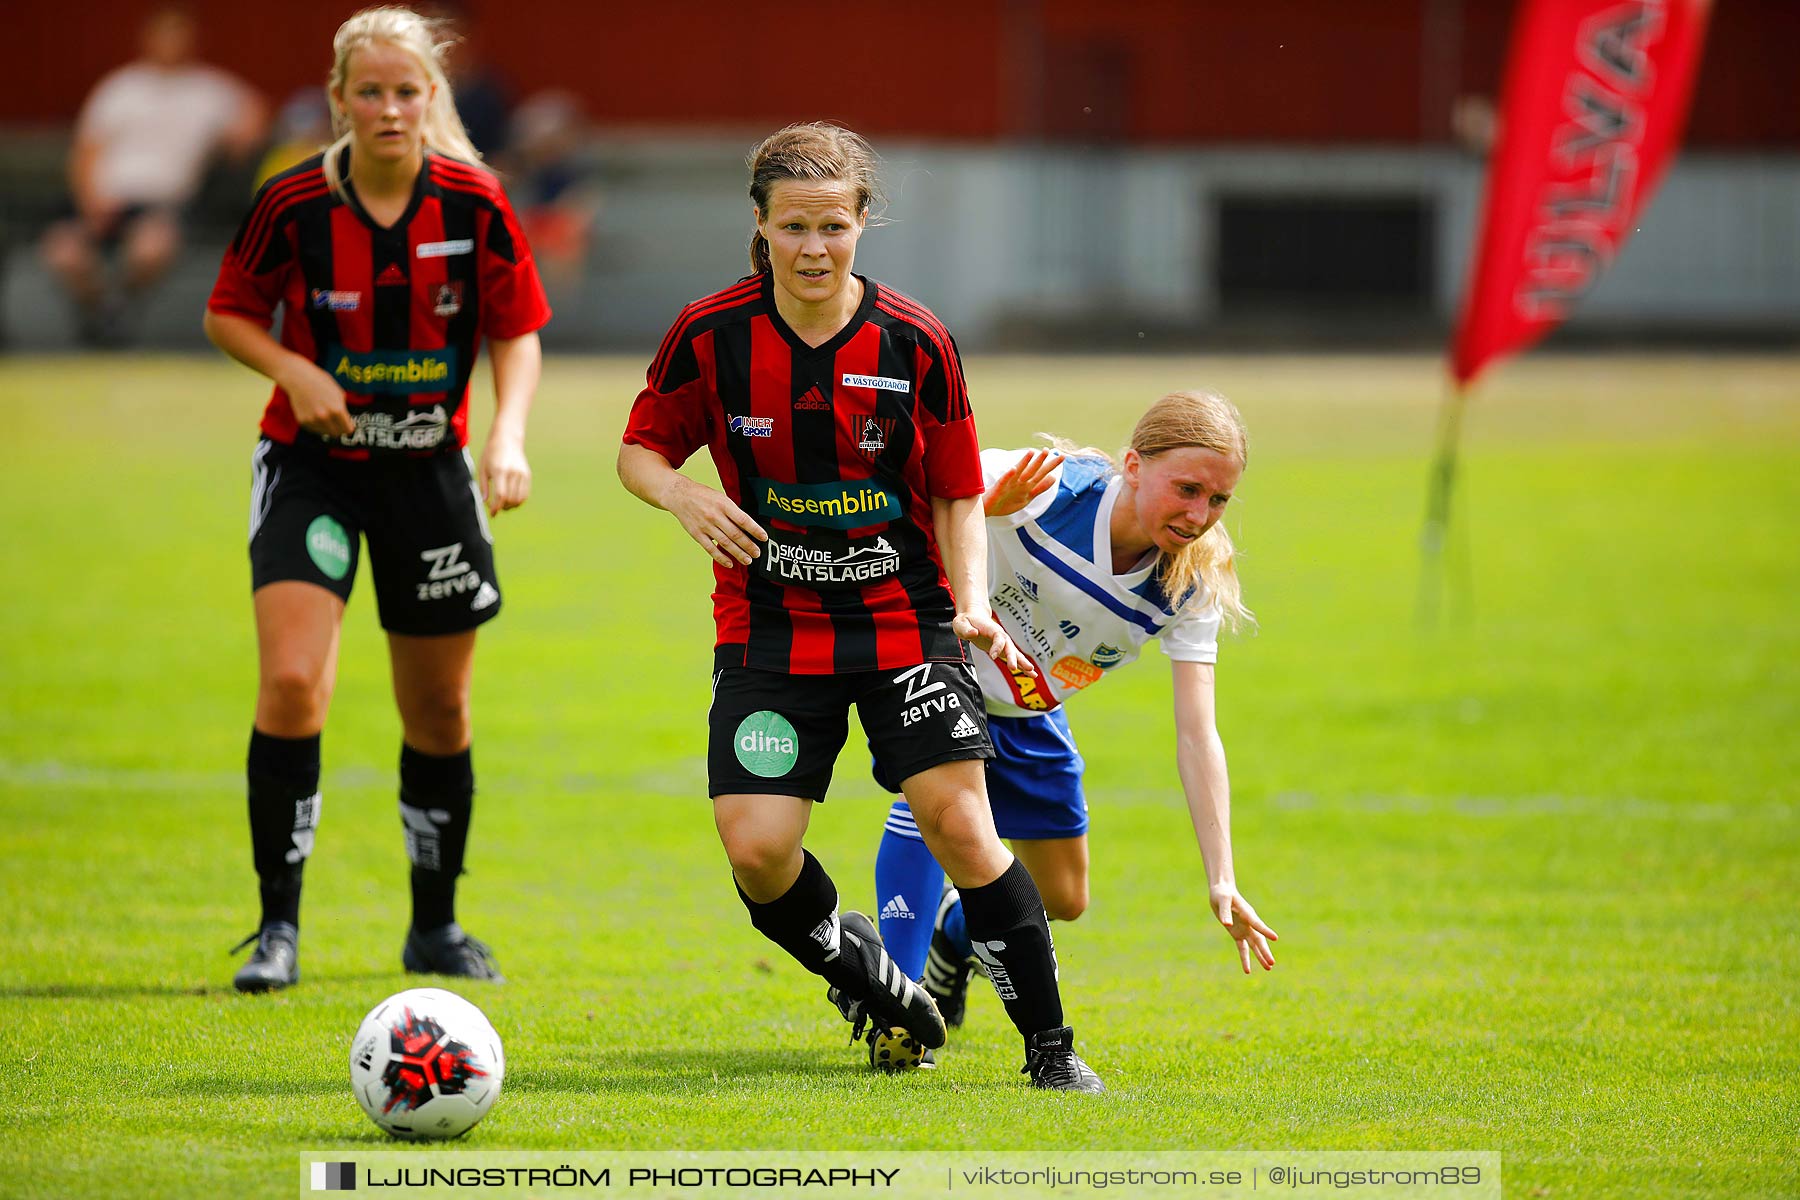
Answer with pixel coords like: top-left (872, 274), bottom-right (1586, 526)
top-left (735, 711), bottom-right (799, 778)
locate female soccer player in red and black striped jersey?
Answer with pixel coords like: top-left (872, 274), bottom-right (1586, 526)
top-left (619, 123), bottom-right (1102, 1090)
top-left (204, 7), bottom-right (550, 993)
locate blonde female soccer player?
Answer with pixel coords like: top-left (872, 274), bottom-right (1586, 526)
top-left (206, 6), bottom-right (549, 992)
top-left (871, 391), bottom-right (1279, 1049)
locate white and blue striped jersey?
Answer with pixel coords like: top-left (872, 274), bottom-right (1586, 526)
top-left (975, 448), bottom-right (1219, 718)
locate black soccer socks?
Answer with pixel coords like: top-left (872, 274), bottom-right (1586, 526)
top-left (738, 853), bottom-right (946, 1049)
top-left (399, 744), bottom-right (475, 933)
top-left (955, 857), bottom-right (1066, 1040)
top-left (246, 729), bottom-right (322, 930)
top-left (737, 849), bottom-right (842, 975)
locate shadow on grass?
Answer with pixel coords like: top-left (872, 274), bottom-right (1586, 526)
top-left (509, 1046), bottom-right (874, 1094)
top-left (0, 972), bottom-right (405, 1000)
top-left (147, 1075), bottom-right (349, 1100)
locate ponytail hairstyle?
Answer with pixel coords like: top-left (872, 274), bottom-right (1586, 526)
top-left (322, 6), bottom-right (481, 204)
top-left (1046, 390), bottom-right (1252, 631)
top-left (746, 122), bottom-right (885, 274)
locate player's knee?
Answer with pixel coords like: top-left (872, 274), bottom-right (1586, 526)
top-left (1042, 885), bottom-right (1089, 923)
top-left (400, 691), bottom-right (470, 754)
top-left (718, 825), bottom-right (799, 885)
top-left (259, 665), bottom-right (329, 729)
top-left (915, 800), bottom-right (984, 857)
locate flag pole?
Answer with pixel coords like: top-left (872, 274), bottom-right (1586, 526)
top-left (1417, 380), bottom-right (1469, 629)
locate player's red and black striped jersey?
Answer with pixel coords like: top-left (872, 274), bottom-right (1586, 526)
top-left (623, 273), bottom-right (985, 675)
top-left (208, 149), bottom-right (550, 459)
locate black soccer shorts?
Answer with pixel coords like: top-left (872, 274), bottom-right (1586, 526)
top-left (247, 438), bottom-right (502, 636)
top-left (707, 659), bottom-right (994, 800)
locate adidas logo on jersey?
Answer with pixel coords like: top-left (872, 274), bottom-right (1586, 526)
top-left (950, 712), bottom-right (981, 740)
top-left (470, 581), bottom-right (499, 611)
top-left (375, 262), bottom-right (408, 287)
top-left (880, 895), bottom-right (915, 920)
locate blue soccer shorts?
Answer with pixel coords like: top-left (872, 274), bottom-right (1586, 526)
top-left (872, 705), bottom-right (1087, 840)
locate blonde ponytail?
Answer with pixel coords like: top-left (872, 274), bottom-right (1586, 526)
top-left (321, 6), bottom-right (481, 203)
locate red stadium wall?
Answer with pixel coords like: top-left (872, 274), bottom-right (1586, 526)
top-left (11, 0), bottom-right (1797, 146)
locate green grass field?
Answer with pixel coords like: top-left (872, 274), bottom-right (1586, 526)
top-left (2, 352), bottom-right (1796, 1199)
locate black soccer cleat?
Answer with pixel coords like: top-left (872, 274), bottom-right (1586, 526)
top-left (231, 922), bottom-right (299, 993)
top-left (402, 922), bottom-right (504, 982)
top-left (923, 886), bottom-right (975, 1029)
top-left (826, 911), bottom-right (947, 1051)
top-left (1023, 1025), bottom-right (1105, 1093)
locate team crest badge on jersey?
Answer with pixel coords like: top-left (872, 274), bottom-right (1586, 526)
top-left (433, 282), bottom-right (464, 317)
top-left (1090, 643), bottom-right (1125, 669)
top-left (857, 416), bottom-right (895, 459)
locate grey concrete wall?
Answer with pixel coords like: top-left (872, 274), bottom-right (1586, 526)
top-left (5, 141), bottom-right (1797, 350)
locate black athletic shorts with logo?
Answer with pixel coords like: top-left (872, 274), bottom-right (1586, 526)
top-left (247, 438), bottom-right (502, 636)
top-left (707, 656), bottom-right (994, 800)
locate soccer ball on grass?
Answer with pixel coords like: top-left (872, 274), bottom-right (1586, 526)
top-left (349, 987), bottom-right (504, 1139)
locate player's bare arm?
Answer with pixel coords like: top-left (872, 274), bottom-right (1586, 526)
top-left (934, 493), bottom-right (1028, 672)
top-left (202, 310), bottom-right (354, 438)
top-left (1172, 658), bottom-right (1278, 973)
top-left (480, 332), bottom-right (540, 516)
top-left (616, 442), bottom-right (766, 568)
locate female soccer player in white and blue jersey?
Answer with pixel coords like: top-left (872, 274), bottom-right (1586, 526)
top-left (871, 389), bottom-right (1279, 1049)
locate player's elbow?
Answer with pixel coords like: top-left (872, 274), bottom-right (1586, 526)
top-left (202, 308), bottom-right (230, 351)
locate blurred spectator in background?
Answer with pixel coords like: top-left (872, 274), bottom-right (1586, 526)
top-left (255, 89), bottom-right (333, 189)
top-left (429, 1), bottom-right (512, 160)
top-left (507, 90), bottom-right (601, 291)
top-left (40, 6), bottom-right (266, 345)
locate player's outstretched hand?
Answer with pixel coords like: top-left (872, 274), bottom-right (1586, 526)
top-left (479, 434), bottom-right (531, 516)
top-left (666, 476), bottom-right (767, 567)
top-left (952, 611), bottom-right (1029, 673)
top-left (983, 449), bottom-right (1064, 518)
top-left (279, 360), bottom-right (355, 439)
top-left (1211, 884), bottom-right (1278, 974)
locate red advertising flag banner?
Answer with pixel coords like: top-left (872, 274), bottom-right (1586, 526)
top-left (1450, 0), bottom-right (1712, 385)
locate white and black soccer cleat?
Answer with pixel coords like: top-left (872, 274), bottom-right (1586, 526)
top-left (1023, 1025), bottom-right (1105, 1093)
top-left (923, 886), bottom-right (976, 1029)
top-left (403, 922), bottom-right (504, 982)
top-left (826, 910), bottom-right (947, 1053)
top-left (231, 922), bottom-right (299, 993)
